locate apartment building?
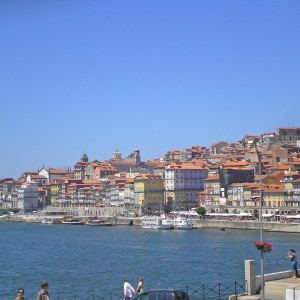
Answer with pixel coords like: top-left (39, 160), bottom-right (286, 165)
top-left (104, 178), bottom-right (131, 207)
top-left (124, 178), bottom-right (135, 211)
top-left (227, 183), bottom-right (259, 207)
top-left (85, 162), bottom-right (117, 180)
top-left (204, 174), bottom-right (220, 206)
top-left (134, 174), bottom-right (164, 214)
top-left (165, 163), bottom-right (208, 210)
top-left (283, 173), bottom-right (300, 213)
top-left (16, 181), bottom-right (38, 212)
top-left (276, 127), bottom-right (300, 144)
top-left (263, 184), bottom-right (284, 208)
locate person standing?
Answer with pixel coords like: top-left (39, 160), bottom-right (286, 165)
top-left (15, 288), bottom-right (25, 300)
top-left (36, 281), bottom-right (50, 300)
top-left (288, 249), bottom-right (299, 279)
top-left (135, 277), bottom-right (144, 295)
top-left (123, 278), bottom-right (135, 300)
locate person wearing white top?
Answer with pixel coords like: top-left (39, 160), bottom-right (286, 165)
top-left (123, 278), bottom-right (135, 300)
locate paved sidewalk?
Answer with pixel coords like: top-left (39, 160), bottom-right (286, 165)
top-left (236, 277), bottom-right (300, 300)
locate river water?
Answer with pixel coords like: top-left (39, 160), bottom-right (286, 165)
top-left (0, 222), bottom-right (299, 299)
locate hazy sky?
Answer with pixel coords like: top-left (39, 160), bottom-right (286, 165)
top-left (1, 1), bottom-right (299, 178)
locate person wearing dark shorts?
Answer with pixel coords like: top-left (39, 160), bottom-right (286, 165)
top-left (288, 249), bottom-right (299, 279)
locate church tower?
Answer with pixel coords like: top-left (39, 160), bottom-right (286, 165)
top-left (134, 148), bottom-right (141, 164)
top-left (113, 149), bottom-right (122, 160)
top-left (81, 152), bottom-right (89, 163)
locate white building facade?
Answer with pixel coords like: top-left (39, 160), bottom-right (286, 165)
top-left (165, 164), bottom-right (209, 210)
top-left (17, 182), bottom-right (38, 212)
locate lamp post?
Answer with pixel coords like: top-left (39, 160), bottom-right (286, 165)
top-left (257, 150), bottom-right (265, 300)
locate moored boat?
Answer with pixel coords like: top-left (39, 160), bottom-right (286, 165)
top-left (160, 214), bottom-right (174, 229)
top-left (61, 217), bottom-right (85, 225)
top-left (41, 218), bottom-right (53, 224)
top-left (218, 227), bottom-right (226, 231)
top-left (87, 219), bottom-right (115, 226)
top-left (171, 216), bottom-right (193, 230)
top-left (141, 216), bottom-right (173, 229)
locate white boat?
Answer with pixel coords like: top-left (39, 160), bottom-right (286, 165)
top-left (171, 216), bottom-right (193, 230)
top-left (141, 216), bottom-right (173, 229)
top-left (41, 218), bottom-right (53, 224)
top-left (160, 216), bottom-right (174, 229)
top-left (160, 214), bottom-right (174, 229)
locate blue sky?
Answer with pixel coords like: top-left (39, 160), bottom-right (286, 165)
top-left (0, 1), bottom-right (299, 178)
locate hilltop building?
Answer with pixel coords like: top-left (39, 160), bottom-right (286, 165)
top-left (39, 168), bottom-right (69, 183)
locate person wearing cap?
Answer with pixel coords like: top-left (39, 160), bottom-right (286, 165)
top-left (15, 288), bottom-right (25, 300)
top-left (36, 281), bottom-right (50, 300)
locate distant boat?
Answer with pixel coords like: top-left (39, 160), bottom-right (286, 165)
top-left (87, 219), bottom-right (115, 226)
top-left (141, 216), bottom-right (173, 229)
top-left (41, 218), bottom-right (53, 224)
top-left (160, 215), bottom-right (174, 229)
top-left (171, 216), bottom-right (193, 230)
top-left (218, 227), bottom-right (226, 231)
top-left (61, 218), bottom-right (85, 225)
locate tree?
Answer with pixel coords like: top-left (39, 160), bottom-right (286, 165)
top-left (196, 206), bottom-right (206, 218)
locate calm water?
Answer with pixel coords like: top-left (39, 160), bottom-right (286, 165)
top-left (0, 222), bottom-right (299, 299)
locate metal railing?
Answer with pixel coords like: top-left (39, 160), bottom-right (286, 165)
top-left (187, 281), bottom-right (247, 300)
top-left (264, 257), bottom-right (291, 274)
top-left (52, 281), bottom-right (248, 300)
top-left (55, 291), bottom-right (122, 300)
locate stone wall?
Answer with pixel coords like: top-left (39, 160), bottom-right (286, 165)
top-left (194, 219), bottom-right (300, 232)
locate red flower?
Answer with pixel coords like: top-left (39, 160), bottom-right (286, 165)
top-left (255, 241), bottom-right (272, 253)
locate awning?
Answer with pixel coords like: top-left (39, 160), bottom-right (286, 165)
top-left (205, 213), bottom-right (236, 217)
top-left (262, 213), bottom-right (274, 217)
top-left (238, 213), bottom-right (253, 216)
top-left (285, 215), bottom-right (300, 219)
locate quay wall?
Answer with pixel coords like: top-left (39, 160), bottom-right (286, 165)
top-left (3, 213), bottom-right (300, 232)
top-left (116, 218), bottom-right (300, 233)
top-left (194, 219), bottom-right (300, 232)
top-left (116, 217), bottom-right (300, 233)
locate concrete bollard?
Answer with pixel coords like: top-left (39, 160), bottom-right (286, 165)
top-left (286, 286), bottom-right (300, 300)
top-left (245, 260), bottom-right (256, 295)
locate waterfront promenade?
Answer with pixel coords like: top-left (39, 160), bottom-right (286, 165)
top-left (236, 276), bottom-right (300, 300)
top-left (4, 213), bottom-right (300, 233)
top-left (227, 260), bottom-right (300, 300)
top-left (3, 205), bottom-right (300, 232)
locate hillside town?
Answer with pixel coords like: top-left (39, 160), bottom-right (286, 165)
top-left (1, 127), bottom-right (300, 220)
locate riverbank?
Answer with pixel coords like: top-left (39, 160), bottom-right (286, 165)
top-left (3, 214), bottom-right (300, 232)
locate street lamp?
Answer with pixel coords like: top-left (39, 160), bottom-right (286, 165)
top-left (256, 149), bottom-right (265, 300)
